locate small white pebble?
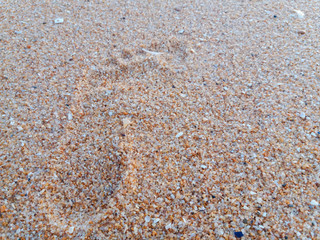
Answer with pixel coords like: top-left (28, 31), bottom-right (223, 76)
top-left (108, 111), bottom-right (113, 116)
top-left (165, 223), bottom-right (172, 230)
top-left (67, 113), bottom-right (73, 120)
top-left (105, 90), bottom-right (112, 96)
top-left (201, 165), bottom-right (207, 169)
top-left (299, 112), bottom-right (306, 119)
top-left (310, 200), bottom-right (319, 206)
top-left (256, 198), bottom-right (263, 203)
top-left (153, 218), bottom-right (160, 224)
top-left (175, 132), bottom-right (183, 138)
top-left (311, 132), bottom-right (317, 137)
top-left (10, 118), bottom-right (15, 125)
top-left (54, 18), bottom-right (64, 24)
top-left (250, 191), bottom-right (256, 195)
top-left (180, 93), bottom-right (187, 98)
top-left (68, 226), bottom-right (74, 234)
top-left (216, 229), bottom-right (224, 235)
top-left (145, 216), bottom-right (151, 223)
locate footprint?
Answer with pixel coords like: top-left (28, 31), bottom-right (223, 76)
top-left (39, 75), bottom-right (127, 237)
top-left (39, 40), bottom-right (188, 236)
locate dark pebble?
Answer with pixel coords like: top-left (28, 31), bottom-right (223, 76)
top-left (288, 204), bottom-right (294, 207)
top-left (212, 195), bottom-right (216, 199)
top-left (274, 15), bottom-right (277, 18)
top-left (234, 231), bottom-right (244, 238)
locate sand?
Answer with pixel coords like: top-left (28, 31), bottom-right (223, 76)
top-left (1, 0), bottom-right (320, 239)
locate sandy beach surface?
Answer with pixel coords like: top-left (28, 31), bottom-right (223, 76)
top-left (1, 0), bottom-right (320, 239)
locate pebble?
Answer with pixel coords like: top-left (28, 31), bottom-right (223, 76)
top-left (68, 226), bottom-right (74, 234)
top-left (234, 231), bottom-right (244, 238)
top-left (67, 113), bottom-right (73, 120)
top-left (298, 30), bottom-right (306, 35)
top-left (54, 18), bottom-right (64, 24)
top-left (145, 216), bottom-right (151, 223)
top-left (153, 218), bottom-right (160, 225)
top-left (123, 118), bottom-right (131, 128)
top-left (200, 165), bottom-right (207, 169)
top-left (299, 112), bottom-right (306, 119)
top-left (175, 132), bottom-right (183, 138)
top-left (216, 229), bottom-right (224, 235)
top-left (310, 200), bottom-right (319, 206)
top-left (165, 223), bottom-right (172, 230)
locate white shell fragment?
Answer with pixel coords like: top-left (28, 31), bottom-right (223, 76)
top-left (123, 118), bottom-right (131, 128)
top-left (68, 226), bottom-right (74, 234)
top-left (299, 112), bottom-right (306, 119)
top-left (141, 48), bottom-right (164, 55)
top-left (175, 132), bottom-right (183, 138)
top-left (145, 216), bottom-right (151, 223)
top-left (54, 18), bottom-right (64, 24)
top-left (293, 10), bottom-right (305, 19)
top-left (310, 200), bottom-right (319, 206)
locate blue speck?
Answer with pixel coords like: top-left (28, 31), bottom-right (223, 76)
top-left (235, 231), bottom-right (244, 238)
